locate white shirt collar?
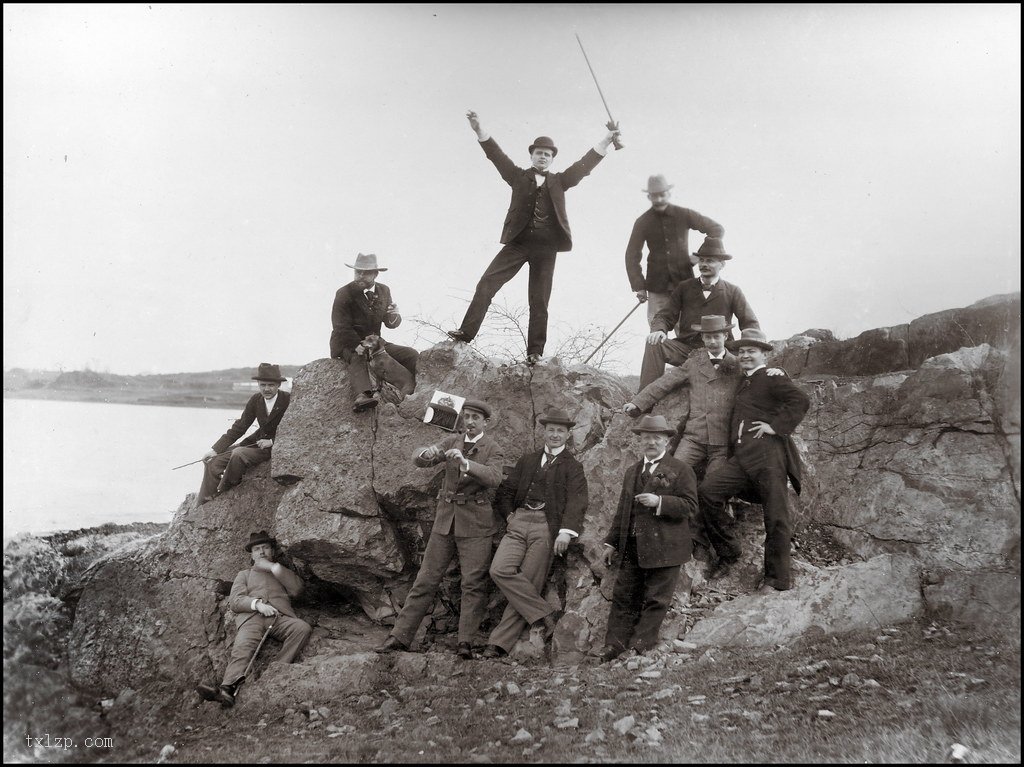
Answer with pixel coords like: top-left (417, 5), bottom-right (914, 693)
top-left (263, 393), bottom-right (278, 411)
top-left (745, 364), bottom-right (767, 377)
top-left (463, 432), bottom-right (484, 444)
top-left (644, 451), bottom-right (666, 466)
top-left (544, 444), bottom-right (566, 457)
top-left (699, 277), bottom-right (719, 289)
top-left (708, 351), bottom-right (726, 360)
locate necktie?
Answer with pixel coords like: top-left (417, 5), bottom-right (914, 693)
top-left (641, 461), bottom-right (654, 484)
top-left (700, 283), bottom-right (713, 291)
top-left (710, 357), bottom-right (722, 366)
top-left (541, 450), bottom-right (554, 467)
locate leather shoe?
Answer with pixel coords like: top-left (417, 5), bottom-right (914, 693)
top-left (196, 683), bottom-right (235, 707)
top-left (761, 576), bottom-right (792, 592)
top-left (374, 635), bottom-right (409, 653)
top-left (525, 353), bottom-right (542, 366)
top-left (353, 392), bottom-right (379, 413)
top-left (456, 642), bottom-right (474, 660)
top-left (446, 329), bottom-right (469, 342)
top-left (481, 644), bottom-right (507, 659)
top-left (596, 645), bottom-right (621, 663)
top-left (706, 557), bottom-right (737, 581)
top-left (533, 613), bottom-right (557, 640)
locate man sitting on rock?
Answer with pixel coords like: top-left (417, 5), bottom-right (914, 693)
top-left (329, 253), bottom-right (419, 413)
top-left (480, 407), bottom-right (589, 659)
top-left (196, 531), bottom-right (312, 708)
top-left (639, 236), bottom-right (760, 390)
top-left (376, 400), bottom-right (504, 659)
top-left (197, 363), bottom-right (291, 505)
top-left (596, 415), bottom-right (698, 662)
top-left (698, 329), bottom-right (810, 590)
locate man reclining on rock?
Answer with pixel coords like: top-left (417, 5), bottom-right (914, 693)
top-left (196, 530), bottom-right (312, 707)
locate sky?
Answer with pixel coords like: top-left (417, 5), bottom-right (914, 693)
top-left (4, 3), bottom-right (1020, 376)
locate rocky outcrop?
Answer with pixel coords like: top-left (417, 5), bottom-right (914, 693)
top-left (771, 293), bottom-right (1020, 377)
top-left (52, 293), bottom-right (1021, 700)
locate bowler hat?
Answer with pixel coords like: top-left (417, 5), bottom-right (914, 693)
top-left (345, 253), bottom-right (388, 272)
top-left (462, 399), bottom-right (492, 419)
top-left (630, 414), bottom-right (676, 436)
top-left (252, 362), bottom-right (287, 382)
top-left (692, 237), bottom-right (733, 261)
top-left (642, 174), bottom-right (673, 194)
top-left (726, 328), bottom-right (774, 352)
top-left (690, 315), bottom-right (735, 334)
top-left (528, 136), bottom-right (558, 157)
top-left (537, 407), bottom-right (576, 428)
top-left (244, 530), bottom-right (277, 552)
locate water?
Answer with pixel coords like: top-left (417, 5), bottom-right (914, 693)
top-left (3, 398), bottom-right (250, 540)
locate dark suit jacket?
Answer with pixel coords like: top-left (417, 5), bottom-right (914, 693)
top-left (495, 449), bottom-right (588, 540)
top-left (213, 391), bottom-right (291, 453)
top-left (730, 367), bottom-right (810, 494)
top-left (414, 432), bottom-right (504, 538)
top-left (625, 205), bottom-right (724, 293)
top-left (652, 278), bottom-right (760, 348)
top-left (228, 565), bottom-right (303, 627)
top-left (480, 137), bottom-right (604, 253)
top-left (329, 281), bottom-right (401, 361)
top-left (603, 454), bottom-right (698, 569)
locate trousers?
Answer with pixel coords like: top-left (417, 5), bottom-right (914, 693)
top-left (604, 536), bottom-right (681, 653)
top-left (458, 233), bottom-right (558, 356)
top-left (198, 445), bottom-right (271, 505)
top-left (487, 510), bottom-right (555, 651)
top-left (222, 612), bottom-right (312, 686)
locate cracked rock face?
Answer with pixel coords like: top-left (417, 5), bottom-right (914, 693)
top-left (60, 293), bottom-right (1021, 693)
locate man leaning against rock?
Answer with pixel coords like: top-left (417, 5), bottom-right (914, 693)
top-left (480, 407), bottom-right (589, 659)
top-left (196, 530), bottom-right (312, 708)
top-left (376, 399), bottom-right (503, 660)
top-left (698, 329), bottom-right (810, 590)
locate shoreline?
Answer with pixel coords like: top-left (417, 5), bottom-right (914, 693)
top-left (3, 388), bottom-right (253, 410)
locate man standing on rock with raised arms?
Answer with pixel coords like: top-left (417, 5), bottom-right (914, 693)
top-left (376, 399), bottom-right (503, 660)
top-left (447, 111), bottom-right (622, 366)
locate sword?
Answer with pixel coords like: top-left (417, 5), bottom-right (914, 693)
top-left (576, 33), bottom-right (624, 150)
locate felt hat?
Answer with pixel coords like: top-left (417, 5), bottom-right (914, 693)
top-left (692, 237), bottom-right (733, 261)
top-left (690, 315), bottom-right (735, 334)
top-left (726, 328), bottom-right (774, 352)
top-left (252, 363), bottom-right (287, 382)
top-left (345, 253), bottom-right (388, 271)
top-left (630, 414), bottom-right (676, 436)
top-left (642, 174), bottom-right (673, 194)
top-left (537, 407), bottom-right (576, 427)
top-left (528, 136), bottom-right (558, 157)
top-left (244, 530), bottom-right (277, 552)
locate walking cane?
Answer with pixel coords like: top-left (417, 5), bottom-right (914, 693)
top-left (238, 615), bottom-right (278, 685)
top-left (170, 449), bottom-right (233, 471)
top-left (582, 299), bottom-right (644, 365)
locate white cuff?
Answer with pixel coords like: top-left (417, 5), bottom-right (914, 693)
top-left (654, 497), bottom-right (663, 516)
top-left (558, 528), bottom-right (578, 538)
top-left (593, 142), bottom-right (608, 156)
top-left (251, 598), bottom-right (260, 611)
top-left (477, 132), bottom-right (490, 142)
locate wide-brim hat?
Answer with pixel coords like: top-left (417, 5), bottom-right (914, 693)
top-left (252, 362), bottom-right (287, 382)
top-left (690, 315), bottom-right (735, 334)
top-left (642, 174), bottom-right (673, 194)
top-left (630, 414), bottom-right (676, 436)
top-left (461, 399), bottom-right (492, 419)
top-left (726, 328), bottom-right (774, 352)
top-left (345, 252), bottom-right (388, 272)
top-left (528, 136), bottom-right (558, 157)
top-left (692, 236), bottom-right (732, 261)
top-left (537, 407), bottom-right (575, 428)
top-left (245, 530), bottom-right (277, 552)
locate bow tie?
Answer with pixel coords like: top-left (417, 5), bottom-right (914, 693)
top-left (699, 283), bottom-right (714, 291)
top-left (710, 357), bottom-right (723, 366)
top-left (532, 169), bottom-right (548, 177)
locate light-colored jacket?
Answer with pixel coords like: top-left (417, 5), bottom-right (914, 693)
top-left (414, 432), bottom-right (504, 537)
top-left (228, 565), bottom-right (303, 626)
top-left (632, 351), bottom-right (742, 446)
